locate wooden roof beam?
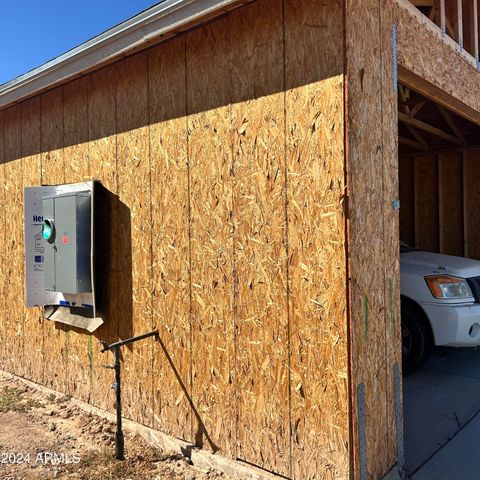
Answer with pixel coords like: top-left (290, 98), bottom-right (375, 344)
top-left (398, 111), bottom-right (464, 145)
top-left (436, 104), bottom-right (466, 144)
top-left (399, 136), bottom-right (428, 150)
top-left (398, 67), bottom-right (480, 126)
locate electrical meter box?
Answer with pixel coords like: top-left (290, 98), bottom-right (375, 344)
top-left (24, 181), bottom-right (107, 333)
top-left (42, 192), bottom-right (92, 294)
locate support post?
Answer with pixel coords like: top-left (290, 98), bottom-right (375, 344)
top-left (440, 0), bottom-right (446, 34)
top-left (474, 0), bottom-right (479, 61)
top-left (457, 0), bottom-right (464, 48)
top-left (114, 345), bottom-right (124, 460)
top-left (100, 330), bottom-right (159, 461)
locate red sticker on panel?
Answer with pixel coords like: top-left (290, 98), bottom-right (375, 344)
top-left (62, 235), bottom-right (70, 245)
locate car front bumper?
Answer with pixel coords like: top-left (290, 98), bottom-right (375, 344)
top-left (420, 302), bottom-right (480, 347)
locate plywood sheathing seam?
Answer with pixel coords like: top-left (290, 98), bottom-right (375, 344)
top-left (87, 64), bottom-right (120, 413)
top-left (0, 111), bottom-right (5, 370)
top-left (286, 0), bottom-right (349, 479)
top-left (115, 51), bottom-right (155, 427)
top-left (381, 0), bottom-right (403, 471)
top-left (148, 37), bottom-right (192, 442)
top-left (21, 97), bottom-right (44, 385)
top-left (186, 16), bottom-right (236, 458)
top-left (4, 105), bottom-right (25, 378)
top-left (231, 0), bottom-right (289, 475)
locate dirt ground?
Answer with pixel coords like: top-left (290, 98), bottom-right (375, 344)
top-left (0, 372), bottom-right (232, 480)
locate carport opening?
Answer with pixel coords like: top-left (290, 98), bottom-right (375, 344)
top-left (398, 84), bottom-right (480, 477)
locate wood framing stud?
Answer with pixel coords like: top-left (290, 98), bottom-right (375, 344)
top-left (474, 0), bottom-right (479, 61)
top-left (456, 0), bottom-right (464, 48)
top-left (440, 0), bottom-right (446, 33)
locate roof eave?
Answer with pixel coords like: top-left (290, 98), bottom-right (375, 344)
top-left (0, 0), bottom-right (239, 110)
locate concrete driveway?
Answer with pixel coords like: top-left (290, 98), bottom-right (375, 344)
top-left (403, 347), bottom-right (480, 479)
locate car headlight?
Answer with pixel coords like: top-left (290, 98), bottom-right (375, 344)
top-left (425, 275), bottom-right (473, 299)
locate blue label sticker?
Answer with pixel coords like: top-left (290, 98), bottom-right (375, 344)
top-left (34, 255), bottom-right (44, 263)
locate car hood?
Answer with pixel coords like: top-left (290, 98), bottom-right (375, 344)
top-left (400, 251), bottom-right (480, 278)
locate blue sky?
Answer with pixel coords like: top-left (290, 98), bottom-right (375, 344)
top-left (0, 1), bottom-right (161, 85)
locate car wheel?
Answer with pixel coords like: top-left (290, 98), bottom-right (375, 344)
top-left (401, 301), bottom-right (431, 374)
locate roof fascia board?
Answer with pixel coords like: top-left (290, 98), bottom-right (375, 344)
top-left (0, 0), bottom-right (239, 109)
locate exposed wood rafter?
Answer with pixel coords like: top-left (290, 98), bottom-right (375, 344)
top-left (436, 104), bottom-right (466, 144)
top-left (398, 111), bottom-right (464, 145)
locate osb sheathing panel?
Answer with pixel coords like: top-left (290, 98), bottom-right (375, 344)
top-left (393, 0), bottom-right (480, 119)
top-left (285, 0), bottom-right (348, 479)
top-left (464, 149), bottom-right (480, 260)
top-left (21, 97), bottom-right (44, 385)
top-left (87, 65), bottom-right (119, 413)
top-left (399, 157), bottom-right (415, 246)
top-left (148, 38), bottom-right (192, 442)
top-left (230, 0), bottom-right (289, 475)
top-left (346, 0), bottom-right (394, 478)
top-left (414, 155), bottom-right (439, 252)
top-left (0, 0), bottom-right (355, 476)
top-left (63, 77), bottom-right (93, 402)
top-left (439, 152), bottom-right (464, 256)
top-left (40, 88), bottom-right (69, 393)
top-left (3, 105), bottom-right (25, 377)
top-left (381, 0), bottom-right (402, 470)
top-left (0, 112), bottom-right (5, 368)
top-left (186, 19), bottom-right (235, 457)
top-left (115, 51), bottom-right (154, 427)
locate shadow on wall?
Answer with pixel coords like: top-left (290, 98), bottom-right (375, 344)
top-left (63, 183), bottom-right (134, 349)
top-left (93, 183), bottom-right (134, 346)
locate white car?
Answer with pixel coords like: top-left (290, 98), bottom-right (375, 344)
top-left (400, 243), bottom-right (480, 373)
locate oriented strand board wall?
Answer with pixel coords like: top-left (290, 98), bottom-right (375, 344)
top-left (187, 17), bottom-right (236, 458)
top-left (0, 112), bottom-right (5, 369)
top-left (3, 105), bottom-right (24, 377)
top-left (0, 0), bottom-right (350, 478)
top-left (115, 51), bottom-right (154, 427)
top-left (285, 0), bottom-right (348, 479)
top-left (393, 0), bottom-right (480, 122)
top-left (346, 0), bottom-right (402, 478)
top-left (148, 38), bottom-right (192, 441)
top-left (230, 0), bottom-right (290, 474)
top-left (22, 98), bottom-right (44, 384)
top-left (380, 0), bottom-right (402, 470)
top-left (87, 65), bottom-right (119, 412)
top-left (400, 149), bottom-right (480, 259)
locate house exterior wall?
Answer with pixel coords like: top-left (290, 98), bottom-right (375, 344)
top-left (0, 0), bottom-right (351, 478)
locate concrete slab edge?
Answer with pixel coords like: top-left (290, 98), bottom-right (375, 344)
top-left (0, 369), bottom-right (279, 480)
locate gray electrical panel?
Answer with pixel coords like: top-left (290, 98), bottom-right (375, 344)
top-left (42, 191), bottom-right (92, 294)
